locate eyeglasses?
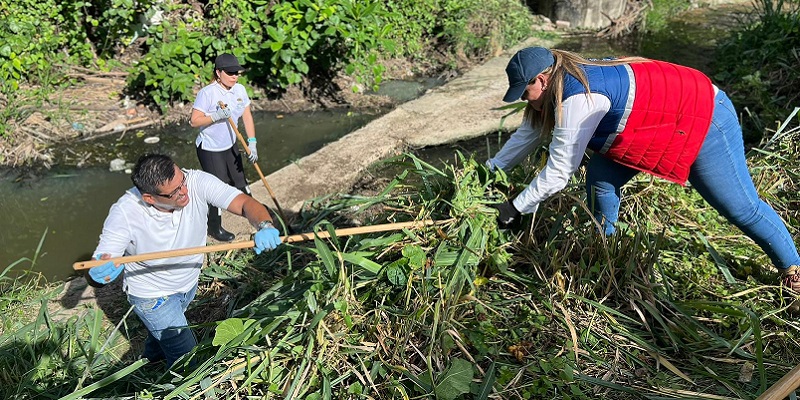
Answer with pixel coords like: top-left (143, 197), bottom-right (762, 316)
top-left (222, 70), bottom-right (241, 76)
top-left (153, 171), bottom-right (187, 200)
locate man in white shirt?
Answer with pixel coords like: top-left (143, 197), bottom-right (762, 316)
top-left (88, 153), bottom-right (281, 368)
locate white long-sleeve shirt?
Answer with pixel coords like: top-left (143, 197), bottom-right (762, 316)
top-left (488, 93), bottom-right (611, 214)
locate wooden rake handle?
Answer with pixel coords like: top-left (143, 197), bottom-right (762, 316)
top-left (757, 364), bottom-right (800, 400)
top-left (73, 219), bottom-right (450, 270)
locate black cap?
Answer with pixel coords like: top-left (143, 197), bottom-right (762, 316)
top-left (214, 53), bottom-right (245, 72)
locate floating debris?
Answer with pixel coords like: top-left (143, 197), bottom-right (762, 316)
top-left (109, 158), bottom-right (127, 172)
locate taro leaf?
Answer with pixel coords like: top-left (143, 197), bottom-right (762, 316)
top-left (213, 318), bottom-right (255, 346)
top-left (386, 258), bottom-right (408, 286)
top-left (435, 358), bottom-right (473, 400)
top-left (402, 244), bottom-right (426, 269)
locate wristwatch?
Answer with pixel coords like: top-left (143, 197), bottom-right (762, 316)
top-left (257, 220), bottom-right (273, 230)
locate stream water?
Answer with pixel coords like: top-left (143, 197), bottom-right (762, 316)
top-left (0, 2), bottom-right (751, 281)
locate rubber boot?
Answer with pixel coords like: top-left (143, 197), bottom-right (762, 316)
top-left (208, 206), bottom-right (234, 242)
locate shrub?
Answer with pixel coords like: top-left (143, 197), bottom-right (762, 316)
top-left (126, 18), bottom-right (207, 110)
top-left (259, 0), bottom-right (394, 91)
top-left (0, 0), bottom-right (538, 122)
top-left (713, 0), bottom-right (800, 140)
top-left (438, 0), bottom-right (534, 61)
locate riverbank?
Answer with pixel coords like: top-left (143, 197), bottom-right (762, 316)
top-left (39, 35), bottom-right (551, 360)
top-left (2, 0), bottom-right (748, 170)
top-left (9, 2), bottom-right (798, 398)
top-left (219, 1), bottom-right (758, 238)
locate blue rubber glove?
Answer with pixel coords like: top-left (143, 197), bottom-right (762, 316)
top-left (247, 141), bottom-right (258, 163)
top-left (88, 255), bottom-right (124, 285)
top-left (254, 223), bottom-right (281, 254)
top-left (209, 107), bottom-right (232, 123)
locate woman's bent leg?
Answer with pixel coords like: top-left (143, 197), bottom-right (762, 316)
top-left (586, 155), bottom-right (639, 235)
top-left (689, 91), bottom-right (800, 268)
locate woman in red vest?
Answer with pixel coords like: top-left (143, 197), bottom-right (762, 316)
top-left (489, 47), bottom-right (800, 305)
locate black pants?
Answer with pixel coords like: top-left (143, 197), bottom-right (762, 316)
top-left (196, 145), bottom-right (250, 237)
top-left (196, 145), bottom-right (248, 192)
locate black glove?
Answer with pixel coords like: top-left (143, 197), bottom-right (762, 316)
top-left (495, 200), bottom-right (521, 230)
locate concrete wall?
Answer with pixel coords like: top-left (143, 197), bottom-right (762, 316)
top-left (528, 0), bottom-right (628, 29)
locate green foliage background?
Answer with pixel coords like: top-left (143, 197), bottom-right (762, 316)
top-left (0, 0), bottom-right (536, 118)
top-left (713, 0), bottom-right (800, 140)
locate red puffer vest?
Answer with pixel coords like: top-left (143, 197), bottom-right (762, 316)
top-left (570, 61), bottom-right (716, 184)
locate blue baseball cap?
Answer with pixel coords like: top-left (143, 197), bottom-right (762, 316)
top-left (502, 47), bottom-right (555, 102)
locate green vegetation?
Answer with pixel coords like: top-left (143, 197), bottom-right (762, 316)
top-left (2, 1), bottom-right (800, 398)
top-left (713, 0), bottom-right (800, 141)
top-left (0, 0), bottom-right (536, 134)
top-left (644, 0), bottom-right (696, 33)
top-left (2, 116), bottom-right (800, 397)
top-left (0, 0), bottom-right (153, 135)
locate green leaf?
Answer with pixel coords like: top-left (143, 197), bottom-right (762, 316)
top-left (386, 258), bottom-right (407, 286)
top-left (698, 232), bottom-right (736, 283)
top-left (402, 245), bottom-right (426, 269)
top-left (314, 234), bottom-right (338, 277)
top-left (58, 359), bottom-right (149, 400)
top-left (435, 358), bottom-right (473, 400)
top-left (340, 252), bottom-right (382, 274)
top-left (213, 318), bottom-right (244, 346)
top-left (475, 361), bottom-right (496, 400)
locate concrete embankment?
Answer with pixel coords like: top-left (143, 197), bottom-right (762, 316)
top-left (225, 37), bottom-right (554, 236)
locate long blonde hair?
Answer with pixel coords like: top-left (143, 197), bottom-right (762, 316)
top-left (524, 49), bottom-right (648, 135)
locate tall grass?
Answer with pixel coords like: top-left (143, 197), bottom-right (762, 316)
top-left (2, 111), bottom-right (799, 398)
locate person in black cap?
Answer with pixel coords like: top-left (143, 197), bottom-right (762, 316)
top-left (189, 53), bottom-right (260, 242)
top-left (488, 47), bottom-right (800, 310)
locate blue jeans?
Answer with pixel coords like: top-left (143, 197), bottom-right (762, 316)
top-left (127, 283), bottom-right (198, 368)
top-left (587, 90), bottom-right (800, 269)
